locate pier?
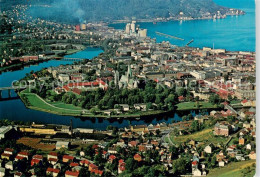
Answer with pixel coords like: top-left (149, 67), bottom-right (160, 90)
top-left (155, 31), bottom-right (184, 41)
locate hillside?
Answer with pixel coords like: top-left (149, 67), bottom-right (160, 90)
top-left (1, 0), bottom-right (241, 23)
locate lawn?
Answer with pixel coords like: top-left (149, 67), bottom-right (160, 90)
top-left (207, 160), bottom-right (256, 177)
top-left (176, 101), bottom-right (218, 110)
top-left (21, 92), bottom-right (87, 116)
top-left (170, 128), bottom-right (228, 145)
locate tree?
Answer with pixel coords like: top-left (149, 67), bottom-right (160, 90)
top-left (172, 158), bottom-right (189, 175)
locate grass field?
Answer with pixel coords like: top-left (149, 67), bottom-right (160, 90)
top-left (176, 101), bottom-right (218, 110)
top-left (169, 128), bottom-right (228, 145)
top-left (21, 92), bottom-right (90, 116)
top-left (207, 160), bottom-right (256, 177)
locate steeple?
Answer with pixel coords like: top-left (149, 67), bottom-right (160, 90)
top-left (127, 65), bottom-right (132, 78)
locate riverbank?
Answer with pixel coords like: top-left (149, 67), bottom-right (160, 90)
top-left (0, 48), bottom-right (84, 74)
top-left (19, 90), bottom-right (172, 119)
top-left (19, 89), bottom-right (219, 120)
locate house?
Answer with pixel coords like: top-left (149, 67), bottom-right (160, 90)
top-left (31, 159), bottom-right (41, 166)
top-left (193, 168), bottom-right (202, 176)
top-left (134, 154), bottom-right (142, 162)
top-left (108, 147), bottom-right (117, 154)
top-left (0, 167), bottom-right (5, 177)
top-left (249, 151), bottom-right (256, 160)
top-left (5, 161), bottom-right (13, 170)
top-left (48, 152), bottom-right (58, 160)
top-left (239, 137), bottom-right (245, 145)
top-left (63, 155), bottom-right (74, 163)
top-left (46, 167), bottom-right (60, 177)
top-left (14, 172), bottom-right (24, 177)
top-left (204, 144), bottom-right (213, 154)
top-left (138, 144), bottom-right (147, 152)
top-left (108, 155), bottom-right (116, 163)
top-left (4, 148), bottom-right (14, 155)
top-left (214, 122), bottom-right (231, 136)
top-left (128, 141), bottom-right (138, 147)
top-left (65, 170), bottom-right (79, 177)
top-left (218, 160), bottom-right (225, 167)
top-left (1, 152), bottom-right (11, 160)
top-left (130, 125), bottom-right (148, 133)
top-left (15, 151), bottom-right (30, 161)
top-left (118, 159), bottom-right (126, 174)
top-left (89, 163), bottom-right (98, 171)
top-left (246, 144), bottom-right (252, 150)
top-left (56, 141), bottom-right (70, 149)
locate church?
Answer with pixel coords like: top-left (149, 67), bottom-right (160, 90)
top-left (114, 65), bottom-right (138, 89)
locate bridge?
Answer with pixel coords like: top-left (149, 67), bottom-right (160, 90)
top-left (0, 86), bottom-right (23, 100)
top-left (224, 104), bottom-right (238, 115)
top-left (155, 31), bottom-right (185, 41)
top-left (55, 57), bottom-right (88, 62)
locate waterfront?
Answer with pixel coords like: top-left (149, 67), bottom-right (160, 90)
top-left (110, 0), bottom-right (255, 52)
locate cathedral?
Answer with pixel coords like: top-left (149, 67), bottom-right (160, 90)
top-left (114, 65), bottom-right (138, 89)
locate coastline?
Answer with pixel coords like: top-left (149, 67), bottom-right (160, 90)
top-left (110, 13), bottom-right (245, 24)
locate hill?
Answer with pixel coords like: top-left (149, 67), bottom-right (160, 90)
top-left (1, 0), bottom-right (241, 23)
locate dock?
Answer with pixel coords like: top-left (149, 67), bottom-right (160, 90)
top-left (155, 31), bottom-right (184, 41)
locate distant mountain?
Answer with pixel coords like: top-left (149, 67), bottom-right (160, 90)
top-left (1, 0), bottom-right (238, 23)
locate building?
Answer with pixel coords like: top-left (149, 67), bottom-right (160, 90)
top-left (0, 126), bottom-right (15, 140)
top-left (65, 170), bottom-right (79, 177)
top-left (46, 167), bottom-right (60, 177)
top-left (125, 23), bottom-right (131, 34)
top-left (56, 141), bottom-right (70, 150)
top-left (138, 29), bottom-right (147, 37)
top-left (214, 122), bottom-right (231, 136)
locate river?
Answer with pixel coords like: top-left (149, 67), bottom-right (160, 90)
top-left (0, 0), bottom-right (255, 130)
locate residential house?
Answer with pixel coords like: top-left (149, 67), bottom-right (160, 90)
top-left (65, 170), bottom-right (79, 177)
top-left (63, 155), bottom-right (74, 163)
top-left (46, 167), bottom-right (60, 177)
top-left (134, 154), bottom-right (142, 162)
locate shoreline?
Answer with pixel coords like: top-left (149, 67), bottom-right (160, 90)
top-left (19, 91), bottom-right (219, 120)
top-left (110, 13), bottom-right (245, 24)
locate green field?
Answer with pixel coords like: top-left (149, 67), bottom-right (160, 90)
top-left (20, 92), bottom-right (93, 116)
top-left (169, 128), bottom-right (228, 146)
top-left (207, 160), bottom-right (256, 177)
top-left (176, 102), bottom-right (218, 110)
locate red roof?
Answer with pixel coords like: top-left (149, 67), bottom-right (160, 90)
top-left (48, 158), bottom-right (58, 162)
top-left (89, 163), bottom-right (98, 169)
top-left (65, 171), bottom-right (79, 177)
top-left (31, 159), bottom-right (40, 166)
top-left (70, 162), bottom-right (79, 167)
top-left (1, 153), bottom-right (11, 157)
top-left (18, 151), bottom-right (29, 156)
top-left (46, 167), bottom-right (60, 173)
top-left (92, 144), bottom-right (99, 149)
top-left (63, 155), bottom-right (74, 160)
top-left (134, 154), bottom-right (142, 159)
top-left (109, 155), bottom-right (116, 160)
top-left (119, 159), bottom-right (124, 164)
top-left (15, 156), bottom-right (26, 160)
top-left (242, 99), bottom-right (248, 103)
top-left (4, 148), bottom-right (14, 152)
top-left (49, 152), bottom-right (58, 156)
top-left (192, 161), bottom-right (198, 165)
